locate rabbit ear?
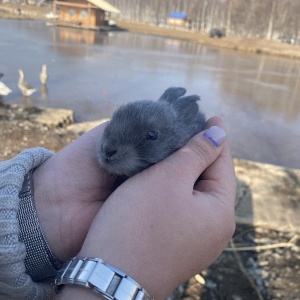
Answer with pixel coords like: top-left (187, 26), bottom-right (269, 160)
top-left (171, 94), bottom-right (202, 121)
top-left (179, 95), bottom-right (201, 103)
top-left (158, 87), bottom-right (186, 103)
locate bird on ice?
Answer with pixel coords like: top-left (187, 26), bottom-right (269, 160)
top-left (18, 69), bottom-right (36, 97)
top-left (40, 64), bottom-right (48, 85)
top-left (0, 81), bottom-right (12, 99)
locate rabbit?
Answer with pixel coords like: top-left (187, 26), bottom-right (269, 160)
top-left (98, 87), bottom-right (206, 178)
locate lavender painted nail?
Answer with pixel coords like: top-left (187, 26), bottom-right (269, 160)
top-left (203, 126), bottom-right (226, 147)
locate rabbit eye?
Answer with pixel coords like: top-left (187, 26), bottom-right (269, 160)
top-left (145, 130), bottom-right (159, 141)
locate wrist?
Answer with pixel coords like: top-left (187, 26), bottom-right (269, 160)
top-left (54, 257), bottom-right (153, 300)
top-left (75, 199), bottom-right (177, 300)
top-left (56, 285), bottom-right (106, 300)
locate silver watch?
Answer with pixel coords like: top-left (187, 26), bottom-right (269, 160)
top-left (54, 257), bottom-right (153, 300)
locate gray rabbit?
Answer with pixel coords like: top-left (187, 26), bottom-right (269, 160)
top-left (98, 87), bottom-right (206, 177)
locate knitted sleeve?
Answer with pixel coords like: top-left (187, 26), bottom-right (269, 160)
top-left (0, 148), bottom-right (58, 300)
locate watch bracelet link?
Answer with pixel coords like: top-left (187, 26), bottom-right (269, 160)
top-left (54, 257), bottom-right (153, 300)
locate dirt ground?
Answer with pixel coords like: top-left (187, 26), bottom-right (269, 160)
top-left (1, 5), bottom-right (300, 299)
top-left (170, 224), bottom-right (300, 300)
top-left (0, 102), bottom-right (77, 160)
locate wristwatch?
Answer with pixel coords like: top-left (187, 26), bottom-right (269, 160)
top-left (54, 257), bottom-right (153, 300)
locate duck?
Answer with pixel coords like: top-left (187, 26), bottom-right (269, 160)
top-left (18, 69), bottom-right (36, 97)
top-left (0, 81), bottom-right (12, 98)
top-left (40, 64), bottom-right (48, 85)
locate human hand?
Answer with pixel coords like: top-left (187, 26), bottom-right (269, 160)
top-left (57, 116), bottom-right (236, 300)
top-left (32, 122), bottom-right (115, 261)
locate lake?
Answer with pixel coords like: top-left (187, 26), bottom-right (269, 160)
top-left (1, 19), bottom-right (300, 169)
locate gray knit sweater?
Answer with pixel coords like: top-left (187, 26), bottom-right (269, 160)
top-left (0, 148), bottom-right (58, 300)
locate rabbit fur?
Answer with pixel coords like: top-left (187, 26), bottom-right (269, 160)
top-left (98, 87), bottom-right (206, 177)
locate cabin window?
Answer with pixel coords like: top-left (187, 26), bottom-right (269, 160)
top-left (80, 10), bottom-right (88, 19)
top-left (69, 9), bottom-right (75, 17)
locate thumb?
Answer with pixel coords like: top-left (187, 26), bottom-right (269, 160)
top-left (158, 125), bottom-right (227, 185)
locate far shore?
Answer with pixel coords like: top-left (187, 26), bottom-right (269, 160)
top-left (1, 3), bottom-right (300, 60)
top-left (117, 20), bottom-right (300, 61)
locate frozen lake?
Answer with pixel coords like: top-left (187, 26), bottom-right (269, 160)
top-left (1, 19), bottom-right (300, 169)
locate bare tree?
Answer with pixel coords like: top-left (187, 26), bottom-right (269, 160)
top-left (109, 0), bottom-right (298, 40)
top-left (266, 0), bottom-right (277, 40)
top-left (200, 0), bottom-right (208, 32)
top-left (226, 0), bottom-right (233, 34)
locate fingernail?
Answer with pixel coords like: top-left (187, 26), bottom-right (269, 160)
top-left (203, 126), bottom-right (226, 147)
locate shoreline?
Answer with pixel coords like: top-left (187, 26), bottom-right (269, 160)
top-left (116, 20), bottom-right (300, 60)
top-left (1, 3), bottom-right (300, 60)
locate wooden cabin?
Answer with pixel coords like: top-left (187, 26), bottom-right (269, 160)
top-left (53, 0), bottom-right (120, 29)
top-left (167, 12), bottom-right (190, 29)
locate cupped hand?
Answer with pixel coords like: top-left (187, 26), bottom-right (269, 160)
top-left (58, 116), bottom-right (236, 300)
top-left (32, 123), bottom-right (115, 261)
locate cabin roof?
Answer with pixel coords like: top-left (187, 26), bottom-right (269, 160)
top-left (168, 12), bottom-right (187, 19)
top-left (87, 0), bottom-right (120, 13)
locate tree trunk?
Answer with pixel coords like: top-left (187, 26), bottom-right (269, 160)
top-left (226, 0), bottom-right (232, 35)
top-left (200, 0), bottom-right (208, 32)
top-left (266, 0), bottom-right (276, 40)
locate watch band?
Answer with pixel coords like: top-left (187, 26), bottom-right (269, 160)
top-left (54, 257), bottom-right (153, 300)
